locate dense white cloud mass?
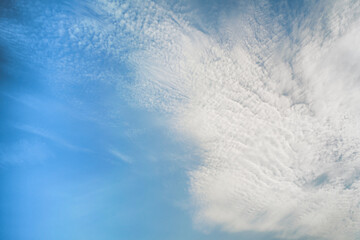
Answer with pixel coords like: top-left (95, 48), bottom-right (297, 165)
top-left (14, 0), bottom-right (360, 239)
top-left (85, 1), bottom-right (360, 239)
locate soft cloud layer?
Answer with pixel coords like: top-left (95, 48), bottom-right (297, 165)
top-left (114, 1), bottom-right (360, 239)
top-left (3, 0), bottom-right (360, 239)
top-left (85, 1), bottom-right (360, 239)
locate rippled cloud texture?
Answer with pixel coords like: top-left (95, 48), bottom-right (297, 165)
top-left (2, 0), bottom-right (360, 239)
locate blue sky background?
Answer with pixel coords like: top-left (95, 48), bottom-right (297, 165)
top-left (2, 0), bottom-right (360, 240)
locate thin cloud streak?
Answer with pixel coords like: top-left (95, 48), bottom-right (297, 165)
top-left (108, 148), bottom-right (132, 164)
top-left (14, 125), bottom-right (91, 152)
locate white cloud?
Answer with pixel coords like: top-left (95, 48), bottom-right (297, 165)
top-left (80, 1), bottom-right (360, 239)
top-left (99, 1), bottom-right (360, 239)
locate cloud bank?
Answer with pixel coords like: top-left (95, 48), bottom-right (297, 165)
top-left (119, 1), bottom-right (360, 239)
top-left (83, 1), bottom-right (360, 239)
top-left (3, 0), bottom-right (360, 239)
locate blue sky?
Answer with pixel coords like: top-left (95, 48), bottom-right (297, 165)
top-left (1, 1), bottom-right (360, 240)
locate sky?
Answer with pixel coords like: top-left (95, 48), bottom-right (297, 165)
top-left (1, 0), bottom-right (360, 240)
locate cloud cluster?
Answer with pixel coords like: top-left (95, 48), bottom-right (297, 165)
top-left (82, 1), bottom-right (360, 239)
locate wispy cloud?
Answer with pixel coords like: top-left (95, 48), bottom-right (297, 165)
top-left (108, 148), bottom-right (132, 164)
top-left (15, 125), bottom-right (90, 152)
